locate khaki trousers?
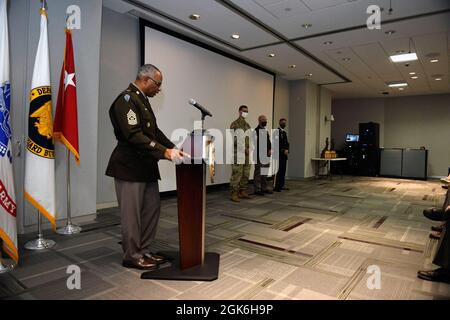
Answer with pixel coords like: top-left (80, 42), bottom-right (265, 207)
top-left (114, 179), bottom-right (161, 261)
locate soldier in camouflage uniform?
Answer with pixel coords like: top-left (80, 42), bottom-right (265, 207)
top-left (229, 105), bottom-right (252, 202)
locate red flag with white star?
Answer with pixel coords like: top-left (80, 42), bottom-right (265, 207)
top-left (54, 28), bottom-right (79, 164)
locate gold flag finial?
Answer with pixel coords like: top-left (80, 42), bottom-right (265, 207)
top-left (40, 0), bottom-right (47, 11)
top-left (39, 0), bottom-right (48, 17)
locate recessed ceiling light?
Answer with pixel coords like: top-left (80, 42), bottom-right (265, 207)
top-left (390, 52), bottom-right (418, 63)
top-left (385, 30), bottom-right (396, 35)
top-left (398, 87), bottom-right (405, 91)
top-left (231, 34), bottom-right (240, 40)
top-left (305, 73), bottom-right (313, 77)
top-left (430, 59), bottom-right (439, 63)
top-left (387, 82), bottom-right (408, 88)
top-left (189, 14), bottom-right (200, 20)
top-left (323, 41), bottom-right (333, 45)
top-left (434, 77), bottom-right (443, 81)
top-left (302, 23), bottom-right (312, 29)
top-left (409, 72), bottom-right (416, 75)
top-left (342, 57), bottom-right (351, 62)
top-left (411, 76), bottom-right (419, 79)
top-left (288, 64), bottom-right (296, 69)
top-left (268, 53), bottom-right (276, 58)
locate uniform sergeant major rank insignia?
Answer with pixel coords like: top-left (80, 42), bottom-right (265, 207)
top-left (27, 86), bottom-right (55, 159)
top-left (127, 109), bottom-right (137, 126)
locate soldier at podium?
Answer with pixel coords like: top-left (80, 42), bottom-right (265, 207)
top-left (106, 64), bottom-right (186, 270)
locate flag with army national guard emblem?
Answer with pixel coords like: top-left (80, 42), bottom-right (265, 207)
top-left (0, 0), bottom-right (18, 262)
top-left (24, 4), bottom-right (56, 229)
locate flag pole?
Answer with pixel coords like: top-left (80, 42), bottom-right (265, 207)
top-left (24, 210), bottom-right (55, 250)
top-left (57, 150), bottom-right (81, 235)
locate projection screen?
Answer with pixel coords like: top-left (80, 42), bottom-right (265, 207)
top-left (143, 24), bottom-right (275, 192)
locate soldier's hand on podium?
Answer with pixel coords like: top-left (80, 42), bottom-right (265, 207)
top-left (164, 148), bottom-right (190, 163)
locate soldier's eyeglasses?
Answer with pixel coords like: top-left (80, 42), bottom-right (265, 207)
top-left (148, 76), bottom-right (162, 87)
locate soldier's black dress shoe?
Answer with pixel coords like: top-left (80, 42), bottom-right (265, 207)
top-left (417, 268), bottom-right (450, 283)
top-left (122, 257), bottom-right (159, 270)
top-left (429, 232), bottom-right (441, 240)
top-left (282, 187), bottom-right (290, 191)
top-left (263, 189), bottom-right (273, 194)
top-left (423, 208), bottom-right (444, 221)
top-left (144, 253), bottom-right (167, 265)
top-left (431, 225), bottom-right (444, 232)
top-left (273, 188), bottom-right (281, 192)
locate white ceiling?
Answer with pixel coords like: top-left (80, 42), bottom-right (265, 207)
top-left (103, 0), bottom-right (450, 98)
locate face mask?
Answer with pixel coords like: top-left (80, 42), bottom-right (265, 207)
top-left (280, 124), bottom-right (286, 129)
top-left (261, 121), bottom-right (268, 127)
top-left (241, 112), bottom-right (248, 118)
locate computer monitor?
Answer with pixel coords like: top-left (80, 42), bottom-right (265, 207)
top-left (346, 134), bottom-right (359, 142)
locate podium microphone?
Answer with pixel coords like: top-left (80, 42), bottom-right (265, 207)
top-left (189, 99), bottom-right (213, 118)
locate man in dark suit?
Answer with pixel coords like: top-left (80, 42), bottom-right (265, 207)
top-left (106, 64), bottom-right (186, 270)
top-left (274, 118), bottom-right (289, 192)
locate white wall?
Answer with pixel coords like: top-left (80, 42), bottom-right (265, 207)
top-left (289, 80), bottom-right (332, 179)
top-left (288, 80), bottom-right (306, 179)
top-left (9, 0), bottom-right (102, 233)
top-left (384, 95), bottom-right (450, 177)
top-left (274, 77), bottom-right (289, 127)
top-left (332, 98), bottom-right (385, 151)
top-left (318, 87), bottom-right (332, 157)
top-left (97, 7), bottom-right (140, 206)
top-left (331, 94), bottom-right (450, 177)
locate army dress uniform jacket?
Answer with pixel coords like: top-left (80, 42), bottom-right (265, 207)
top-left (106, 84), bottom-right (175, 182)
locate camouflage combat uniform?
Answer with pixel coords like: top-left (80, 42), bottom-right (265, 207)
top-left (230, 116), bottom-right (251, 195)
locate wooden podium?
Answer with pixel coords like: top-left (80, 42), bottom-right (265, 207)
top-left (141, 130), bottom-right (220, 281)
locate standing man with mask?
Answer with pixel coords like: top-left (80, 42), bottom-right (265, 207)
top-left (229, 105), bottom-right (251, 202)
top-left (106, 64), bottom-right (187, 270)
top-left (254, 115), bottom-right (272, 195)
top-left (274, 118), bottom-right (289, 192)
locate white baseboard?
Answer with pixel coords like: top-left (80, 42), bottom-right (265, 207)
top-left (96, 201), bottom-right (118, 210)
top-left (22, 212), bottom-right (97, 234)
top-left (429, 176), bottom-right (446, 179)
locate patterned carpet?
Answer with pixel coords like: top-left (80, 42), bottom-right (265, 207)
top-left (1, 176), bottom-right (449, 300)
